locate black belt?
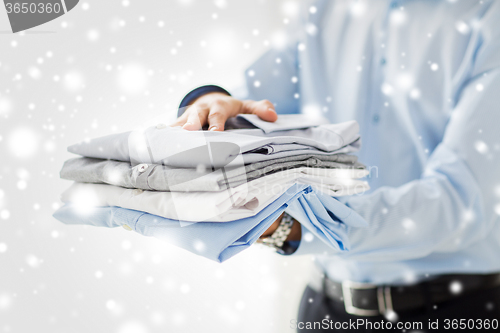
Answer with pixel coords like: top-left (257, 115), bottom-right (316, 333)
top-left (322, 273), bottom-right (500, 316)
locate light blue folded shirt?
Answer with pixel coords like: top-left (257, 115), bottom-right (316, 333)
top-left (53, 183), bottom-right (367, 263)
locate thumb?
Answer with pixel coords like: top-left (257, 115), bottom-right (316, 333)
top-left (241, 99), bottom-right (278, 122)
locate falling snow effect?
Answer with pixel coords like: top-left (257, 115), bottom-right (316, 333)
top-left (449, 280), bottom-right (463, 295)
top-left (0, 2), bottom-right (307, 332)
top-left (2, 1), bottom-right (499, 331)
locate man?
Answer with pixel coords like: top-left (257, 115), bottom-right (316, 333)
top-left (173, 0), bottom-right (500, 331)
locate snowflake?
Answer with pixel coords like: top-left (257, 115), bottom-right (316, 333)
top-left (384, 310), bottom-right (399, 322)
top-left (86, 29), bottom-right (100, 42)
top-left (28, 67), bottom-right (42, 80)
top-left (390, 11), bottom-right (407, 26)
top-left (409, 88), bottom-right (421, 99)
top-left (455, 21), bottom-right (470, 34)
top-left (122, 240), bottom-right (132, 250)
top-left (117, 64), bottom-right (149, 94)
top-left (214, 0), bottom-right (227, 9)
top-left (381, 83), bottom-right (394, 95)
top-left (474, 140), bottom-right (488, 154)
top-left (494, 203), bottom-right (500, 216)
top-left (402, 218), bottom-right (415, 230)
top-left (193, 240), bottom-right (206, 253)
top-left (303, 232), bottom-right (314, 242)
top-left (0, 294), bottom-right (12, 310)
top-left (0, 96), bottom-right (13, 116)
top-left (63, 71), bottom-right (85, 92)
top-left (180, 283), bottom-right (190, 294)
top-left (8, 127), bottom-right (39, 158)
top-left (26, 254), bottom-right (42, 268)
top-left (350, 2), bottom-right (366, 16)
top-left (449, 281), bottom-right (463, 294)
top-left (396, 73), bottom-right (414, 90)
top-left (306, 23), bottom-right (318, 36)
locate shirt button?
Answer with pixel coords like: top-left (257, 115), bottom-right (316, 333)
top-left (156, 123), bottom-right (167, 129)
top-left (373, 114), bottom-right (380, 123)
top-left (137, 164), bottom-right (148, 173)
top-left (132, 189), bottom-right (144, 196)
top-left (380, 58), bottom-right (386, 66)
top-left (122, 224), bottom-right (133, 231)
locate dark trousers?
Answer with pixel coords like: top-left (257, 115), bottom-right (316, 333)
top-left (296, 285), bottom-right (500, 332)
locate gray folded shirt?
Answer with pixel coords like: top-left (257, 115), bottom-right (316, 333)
top-left (67, 116), bottom-right (361, 168)
top-left (60, 153), bottom-right (365, 192)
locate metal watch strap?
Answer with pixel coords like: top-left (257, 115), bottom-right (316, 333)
top-left (259, 213), bottom-right (294, 252)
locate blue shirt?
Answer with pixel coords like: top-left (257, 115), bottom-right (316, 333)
top-left (239, 0), bottom-right (500, 283)
top-left (53, 184), bottom-right (367, 263)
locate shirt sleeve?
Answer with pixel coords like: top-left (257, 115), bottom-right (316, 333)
top-left (286, 3), bottom-right (500, 260)
top-left (177, 39), bottom-right (301, 117)
top-left (178, 26), bottom-right (302, 116)
top-left (239, 42), bottom-right (301, 115)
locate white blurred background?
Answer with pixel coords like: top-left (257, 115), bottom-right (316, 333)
top-left (0, 1), bottom-right (313, 332)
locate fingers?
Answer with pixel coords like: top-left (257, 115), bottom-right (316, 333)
top-left (241, 99), bottom-right (278, 122)
top-left (207, 99), bottom-right (232, 131)
top-left (171, 97), bottom-right (277, 132)
top-left (182, 104), bottom-right (210, 130)
top-left (170, 112), bottom-right (188, 128)
top-left (171, 100), bottom-right (232, 132)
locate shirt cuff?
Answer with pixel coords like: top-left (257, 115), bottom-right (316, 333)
top-left (178, 85), bottom-right (231, 117)
top-left (294, 224), bottom-right (338, 256)
top-left (281, 240), bottom-right (300, 255)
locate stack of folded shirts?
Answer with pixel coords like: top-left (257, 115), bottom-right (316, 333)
top-left (53, 114), bottom-right (369, 262)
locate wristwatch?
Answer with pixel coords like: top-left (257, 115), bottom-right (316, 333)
top-left (258, 213), bottom-right (295, 253)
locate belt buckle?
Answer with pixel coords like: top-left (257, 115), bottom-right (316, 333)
top-left (341, 280), bottom-right (393, 316)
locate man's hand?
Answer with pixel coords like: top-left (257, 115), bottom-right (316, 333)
top-left (171, 92), bottom-right (278, 131)
top-left (171, 92), bottom-right (301, 243)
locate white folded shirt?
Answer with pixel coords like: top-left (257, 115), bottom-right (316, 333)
top-left (60, 168), bottom-right (369, 222)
